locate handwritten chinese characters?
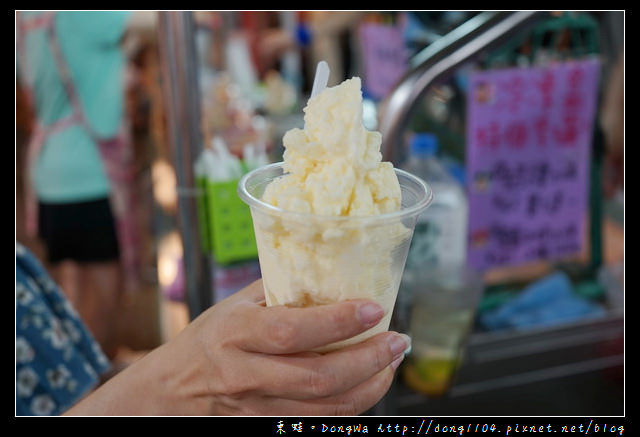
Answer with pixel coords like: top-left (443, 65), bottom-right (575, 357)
top-left (466, 59), bottom-right (600, 270)
top-left (359, 22), bottom-right (408, 100)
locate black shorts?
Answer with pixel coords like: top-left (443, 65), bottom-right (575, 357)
top-left (38, 197), bottom-right (120, 264)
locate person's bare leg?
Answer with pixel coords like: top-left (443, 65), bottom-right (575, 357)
top-left (50, 260), bottom-right (81, 308)
top-left (78, 261), bottom-right (123, 360)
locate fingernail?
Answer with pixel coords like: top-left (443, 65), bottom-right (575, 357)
top-left (391, 354), bottom-right (405, 370)
top-left (400, 333), bottom-right (412, 355)
top-left (389, 333), bottom-right (411, 356)
top-left (357, 302), bottom-right (384, 327)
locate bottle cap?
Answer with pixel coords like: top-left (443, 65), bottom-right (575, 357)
top-left (410, 133), bottom-right (438, 157)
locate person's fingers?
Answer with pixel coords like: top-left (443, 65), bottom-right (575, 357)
top-left (305, 331), bottom-right (408, 398)
top-left (232, 331), bottom-right (409, 400)
top-left (256, 362), bottom-right (397, 416)
top-left (309, 362), bottom-right (398, 416)
top-left (232, 298), bottom-right (386, 354)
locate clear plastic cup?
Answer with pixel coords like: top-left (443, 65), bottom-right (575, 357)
top-left (402, 264), bottom-right (484, 397)
top-left (238, 162), bottom-right (432, 352)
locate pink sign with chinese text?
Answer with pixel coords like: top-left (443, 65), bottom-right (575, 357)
top-left (466, 59), bottom-right (601, 271)
top-left (359, 22), bottom-right (408, 100)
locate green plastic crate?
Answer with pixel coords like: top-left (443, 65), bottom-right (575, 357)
top-left (204, 178), bottom-right (258, 264)
top-left (196, 176), bottom-right (212, 253)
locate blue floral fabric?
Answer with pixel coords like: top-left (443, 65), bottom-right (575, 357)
top-left (16, 242), bottom-right (111, 415)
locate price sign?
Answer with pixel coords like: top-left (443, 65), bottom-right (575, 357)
top-left (359, 22), bottom-right (408, 100)
top-left (466, 59), bottom-right (600, 271)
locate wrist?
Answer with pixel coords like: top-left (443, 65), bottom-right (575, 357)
top-left (133, 340), bottom-right (213, 415)
top-left (64, 342), bottom-right (210, 416)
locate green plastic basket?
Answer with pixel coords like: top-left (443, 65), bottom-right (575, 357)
top-left (202, 178), bottom-right (258, 264)
top-left (196, 176), bottom-right (212, 253)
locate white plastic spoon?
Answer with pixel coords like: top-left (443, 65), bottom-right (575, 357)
top-left (310, 60), bottom-right (330, 99)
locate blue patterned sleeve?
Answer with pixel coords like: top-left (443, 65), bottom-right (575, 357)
top-left (16, 242), bottom-right (111, 416)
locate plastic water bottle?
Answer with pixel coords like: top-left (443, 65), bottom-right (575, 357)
top-left (398, 134), bottom-right (473, 395)
top-left (403, 133), bottom-right (468, 272)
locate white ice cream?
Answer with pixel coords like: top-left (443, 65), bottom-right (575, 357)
top-left (253, 77), bottom-right (411, 349)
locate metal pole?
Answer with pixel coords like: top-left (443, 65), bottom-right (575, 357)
top-left (157, 11), bottom-right (212, 319)
top-left (379, 11), bottom-right (545, 165)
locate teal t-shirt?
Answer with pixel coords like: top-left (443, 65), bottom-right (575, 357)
top-left (19, 11), bottom-right (132, 203)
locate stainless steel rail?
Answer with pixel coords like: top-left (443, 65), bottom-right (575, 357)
top-left (379, 11), bottom-right (547, 165)
top-left (157, 11), bottom-right (213, 319)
